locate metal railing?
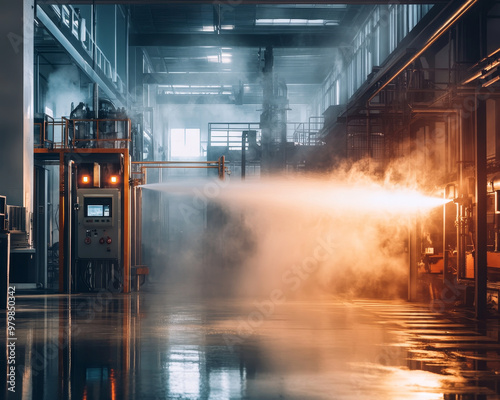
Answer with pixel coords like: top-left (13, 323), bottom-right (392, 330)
top-left (208, 119), bottom-right (325, 149)
top-left (208, 123), bottom-right (261, 150)
top-left (131, 158), bottom-right (227, 185)
top-left (288, 116), bottom-right (324, 145)
top-left (34, 118), bottom-right (131, 150)
top-left (43, 4), bottom-right (125, 94)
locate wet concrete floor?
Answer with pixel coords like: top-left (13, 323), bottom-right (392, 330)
top-left (2, 286), bottom-right (500, 399)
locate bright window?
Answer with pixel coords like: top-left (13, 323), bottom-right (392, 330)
top-left (170, 128), bottom-right (201, 158)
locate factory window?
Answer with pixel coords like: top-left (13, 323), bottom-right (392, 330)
top-left (315, 3), bottom-right (433, 109)
top-left (170, 128), bottom-right (201, 158)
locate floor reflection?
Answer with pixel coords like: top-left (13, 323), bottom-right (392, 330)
top-left (3, 291), bottom-right (500, 399)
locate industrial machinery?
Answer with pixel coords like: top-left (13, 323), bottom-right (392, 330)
top-left (68, 98), bottom-right (129, 148)
top-left (34, 92), bottom-right (132, 293)
top-left (417, 176), bottom-right (500, 310)
top-left (70, 156), bottom-right (127, 292)
top-left (76, 186), bottom-right (121, 291)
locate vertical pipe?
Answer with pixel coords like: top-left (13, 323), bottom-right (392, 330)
top-left (457, 111), bottom-right (465, 279)
top-left (93, 83), bottom-right (99, 119)
top-left (408, 216), bottom-right (419, 301)
top-left (114, 5), bottom-right (117, 84)
top-left (92, 0), bottom-right (96, 71)
top-left (35, 52), bottom-right (40, 114)
top-left (67, 159), bottom-right (74, 294)
top-left (366, 104), bottom-right (371, 160)
top-left (219, 156), bottom-right (225, 180)
top-left (125, 7), bottom-right (130, 108)
top-left (131, 185), bottom-right (136, 267)
top-left (59, 152), bottom-right (65, 293)
top-left (475, 97), bottom-right (487, 319)
top-left (241, 131), bottom-right (247, 180)
top-left (138, 187), bottom-right (143, 265)
top-left (443, 197), bottom-right (449, 285)
top-left (123, 150), bottom-right (131, 293)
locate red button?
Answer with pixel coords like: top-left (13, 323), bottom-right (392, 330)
top-left (99, 238), bottom-right (105, 244)
top-left (84, 237), bottom-right (91, 245)
top-left (106, 237), bottom-right (112, 244)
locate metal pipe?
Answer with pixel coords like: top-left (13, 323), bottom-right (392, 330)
top-left (368, 0), bottom-right (478, 104)
top-left (132, 161), bottom-right (218, 164)
top-left (131, 185), bottom-right (136, 267)
top-left (241, 131), bottom-right (247, 180)
top-left (475, 97), bottom-right (487, 319)
top-left (67, 159), bottom-right (75, 294)
top-left (137, 187), bottom-right (142, 266)
top-left (141, 166), bottom-right (219, 169)
top-left (443, 194), bottom-right (449, 285)
top-left (93, 83), bottom-right (99, 119)
top-left (219, 156), bottom-right (225, 180)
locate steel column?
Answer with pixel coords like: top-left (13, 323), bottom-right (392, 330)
top-left (475, 97), bottom-right (487, 319)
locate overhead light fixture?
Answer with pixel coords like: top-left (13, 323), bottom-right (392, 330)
top-left (221, 25), bottom-right (234, 30)
top-left (202, 26), bottom-right (215, 32)
top-left (255, 19), bottom-right (338, 26)
top-left (207, 53), bottom-right (232, 64)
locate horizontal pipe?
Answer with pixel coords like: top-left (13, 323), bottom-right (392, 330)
top-left (141, 166), bottom-right (219, 169)
top-left (411, 109), bottom-right (459, 113)
top-left (132, 161), bottom-right (219, 164)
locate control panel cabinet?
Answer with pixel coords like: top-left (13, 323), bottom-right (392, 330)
top-left (77, 189), bottom-right (121, 260)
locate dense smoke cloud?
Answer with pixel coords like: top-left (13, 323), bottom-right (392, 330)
top-left (141, 159), bottom-right (446, 300)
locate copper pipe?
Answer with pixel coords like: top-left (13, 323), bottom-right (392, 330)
top-left (132, 161), bottom-right (218, 164)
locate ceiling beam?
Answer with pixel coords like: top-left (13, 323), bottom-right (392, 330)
top-left (143, 72), bottom-right (323, 85)
top-left (131, 33), bottom-right (347, 48)
top-left (156, 93), bottom-right (313, 105)
top-left (156, 94), bottom-right (264, 105)
top-left (39, 0), bottom-right (447, 4)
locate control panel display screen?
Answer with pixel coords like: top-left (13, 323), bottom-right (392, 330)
top-left (87, 205), bottom-right (103, 217)
top-left (84, 197), bottom-right (112, 218)
top-left (87, 205), bottom-right (110, 217)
